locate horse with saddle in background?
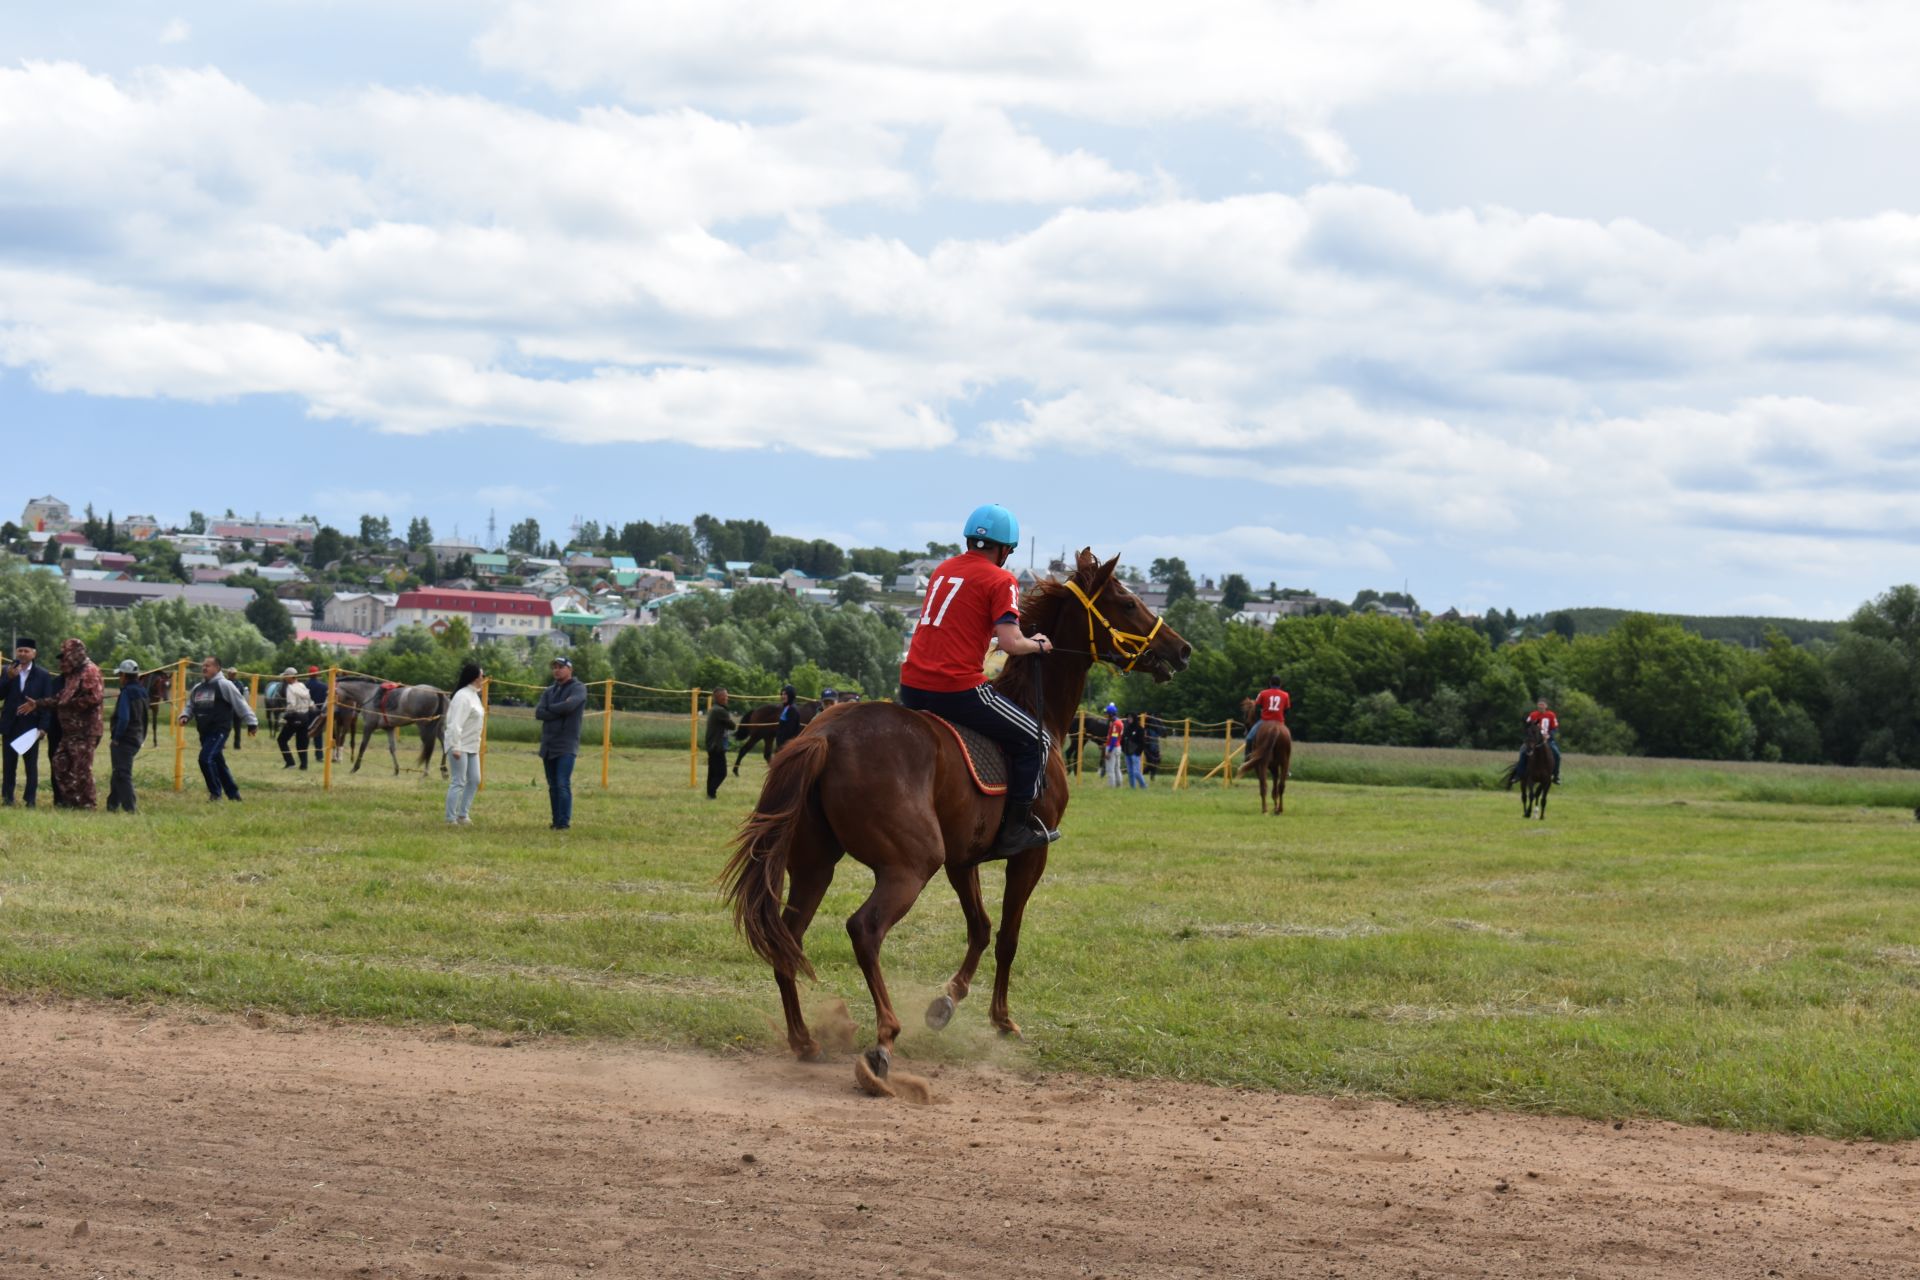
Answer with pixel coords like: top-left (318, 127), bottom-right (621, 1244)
top-left (730, 699), bottom-right (823, 775)
top-left (1504, 718), bottom-right (1555, 819)
top-left (263, 680), bottom-right (287, 736)
top-left (723, 548), bottom-right (1189, 1094)
top-left (330, 679), bottom-right (449, 776)
top-left (1239, 697), bottom-right (1294, 816)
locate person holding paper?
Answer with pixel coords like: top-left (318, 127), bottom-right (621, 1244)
top-left (2, 637), bottom-right (53, 807)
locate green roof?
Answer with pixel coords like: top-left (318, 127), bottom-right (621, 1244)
top-left (473, 553), bottom-right (510, 568)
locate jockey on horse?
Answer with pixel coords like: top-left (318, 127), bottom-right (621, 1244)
top-left (1518, 696), bottom-right (1562, 784)
top-left (1245, 675), bottom-right (1289, 747)
top-left (897, 503), bottom-right (1058, 859)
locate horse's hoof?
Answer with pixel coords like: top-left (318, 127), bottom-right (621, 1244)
top-left (862, 1045), bottom-right (891, 1079)
top-left (994, 1020), bottom-right (1022, 1040)
top-left (853, 1052), bottom-right (893, 1098)
top-left (924, 994), bottom-right (956, 1031)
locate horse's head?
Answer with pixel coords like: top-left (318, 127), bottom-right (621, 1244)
top-left (1239, 697), bottom-right (1258, 726)
top-left (1058, 548), bottom-right (1191, 683)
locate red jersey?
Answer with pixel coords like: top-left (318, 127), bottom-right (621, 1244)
top-left (1526, 708), bottom-right (1558, 734)
top-left (900, 551), bottom-right (1021, 693)
top-left (1255, 688), bottom-right (1290, 722)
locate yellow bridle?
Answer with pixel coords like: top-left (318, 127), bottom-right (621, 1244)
top-left (1064, 578), bottom-right (1165, 673)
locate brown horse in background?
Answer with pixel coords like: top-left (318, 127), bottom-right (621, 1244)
top-left (722, 549), bottom-right (1189, 1092)
top-left (1504, 718), bottom-right (1554, 819)
top-left (1239, 698), bottom-right (1293, 816)
top-left (730, 699), bottom-right (823, 775)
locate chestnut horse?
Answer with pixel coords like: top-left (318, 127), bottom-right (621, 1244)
top-left (1504, 718), bottom-right (1554, 819)
top-left (1239, 698), bottom-right (1293, 816)
top-left (722, 549), bottom-right (1189, 1090)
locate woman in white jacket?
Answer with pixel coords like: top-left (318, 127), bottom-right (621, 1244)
top-left (443, 661), bottom-right (485, 824)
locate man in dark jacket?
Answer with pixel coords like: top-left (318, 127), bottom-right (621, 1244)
top-left (704, 687), bottom-right (737, 800)
top-left (774, 683), bottom-right (802, 752)
top-left (533, 655), bottom-right (587, 830)
top-left (107, 659), bottom-right (149, 813)
top-left (178, 655), bottom-right (259, 801)
top-left (2, 637), bottom-right (53, 807)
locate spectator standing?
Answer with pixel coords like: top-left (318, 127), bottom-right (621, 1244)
top-left (1123, 714), bottom-right (1148, 789)
top-left (107, 660), bottom-right (148, 813)
top-left (774, 683), bottom-right (802, 753)
top-left (26, 639), bottom-right (104, 810)
top-left (1141, 714), bottom-right (1163, 780)
top-left (277, 666), bottom-right (315, 770)
top-left (1, 638), bottom-right (52, 807)
top-left (179, 656), bottom-right (258, 802)
top-left (1103, 703), bottom-right (1125, 787)
top-left (534, 656), bottom-right (586, 830)
top-left (705, 687), bottom-right (737, 800)
top-left (443, 661), bottom-right (485, 825)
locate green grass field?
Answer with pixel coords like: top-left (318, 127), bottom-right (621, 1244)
top-left (2, 726), bottom-right (1918, 1139)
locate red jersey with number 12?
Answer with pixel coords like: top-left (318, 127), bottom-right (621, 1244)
top-left (900, 552), bottom-right (1022, 693)
top-left (1256, 688), bottom-right (1291, 722)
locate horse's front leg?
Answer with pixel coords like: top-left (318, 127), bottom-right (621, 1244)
top-left (988, 846), bottom-right (1050, 1038)
top-left (927, 862), bottom-right (991, 1031)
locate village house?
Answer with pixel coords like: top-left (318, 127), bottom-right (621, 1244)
top-left (321, 591), bottom-right (399, 636)
top-left (393, 588), bottom-right (553, 638)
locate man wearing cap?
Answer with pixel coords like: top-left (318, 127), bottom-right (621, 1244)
top-left (25, 638), bottom-right (105, 809)
top-left (533, 655), bottom-right (587, 830)
top-left (1, 637), bottom-right (53, 807)
top-left (107, 660), bottom-right (149, 812)
top-left (276, 666), bottom-right (316, 770)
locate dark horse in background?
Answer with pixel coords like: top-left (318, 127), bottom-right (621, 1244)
top-left (1504, 718), bottom-right (1554, 819)
top-left (723, 549), bottom-right (1190, 1094)
top-left (1239, 698), bottom-right (1293, 816)
top-left (137, 669), bottom-right (172, 746)
top-left (730, 699), bottom-right (823, 775)
top-left (330, 679), bottom-right (448, 776)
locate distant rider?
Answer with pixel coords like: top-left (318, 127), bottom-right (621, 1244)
top-left (1519, 697), bottom-right (1561, 783)
top-left (1246, 677), bottom-right (1290, 748)
top-left (897, 502), bottom-right (1057, 859)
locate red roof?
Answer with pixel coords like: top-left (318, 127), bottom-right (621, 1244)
top-left (396, 589), bottom-right (550, 616)
top-left (297, 629), bottom-right (372, 651)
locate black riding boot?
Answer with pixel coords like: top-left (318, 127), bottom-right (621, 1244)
top-left (280, 749), bottom-right (296, 769)
top-left (981, 799), bottom-right (1061, 862)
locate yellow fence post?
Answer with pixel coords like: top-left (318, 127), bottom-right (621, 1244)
top-left (601, 679), bottom-right (613, 789)
top-left (1222, 719), bottom-right (1232, 788)
top-left (322, 666), bottom-right (338, 791)
top-left (1174, 717), bottom-right (1191, 789)
top-left (172, 657), bottom-right (187, 792)
top-left (688, 687), bottom-right (701, 789)
top-left (476, 675), bottom-right (490, 792)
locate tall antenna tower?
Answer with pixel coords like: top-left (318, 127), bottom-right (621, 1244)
top-left (487, 509), bottom-right (497, 551)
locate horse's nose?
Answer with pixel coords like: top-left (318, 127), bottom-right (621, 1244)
top-left (1176, 641), bottom-right (1192, 667)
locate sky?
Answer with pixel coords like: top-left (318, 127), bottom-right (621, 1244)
top-left (3, 0), bottom-right (1919, 618)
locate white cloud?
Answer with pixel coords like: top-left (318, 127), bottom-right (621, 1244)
top-left (1120, 525), bottom-right (1394, 582)
top-left (159, 18), bottom-right (191, 45)
top-left (472, 0), bottom-right (1566, 174)
top-left (932, 110), bottom-right (1140, 203)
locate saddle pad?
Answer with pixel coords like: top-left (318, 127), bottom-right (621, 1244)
top-left (918, 713), bottom-right (1009, 795)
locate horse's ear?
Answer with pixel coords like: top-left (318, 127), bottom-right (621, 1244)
top-left (1074, 547), bottom-right (1099, 579)
top-left (1089, 553), bottom-right (1121, 594)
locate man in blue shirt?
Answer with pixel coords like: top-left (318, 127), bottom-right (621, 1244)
top-left (107, 659), bottom-right (149, 813)
top-left (2, 637), bottom-right (54, 807)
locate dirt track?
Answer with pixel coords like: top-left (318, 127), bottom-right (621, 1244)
top-left (3, 1001), bottom-right (1916, 1279)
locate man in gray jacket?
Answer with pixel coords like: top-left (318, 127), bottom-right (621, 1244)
top-left (177, 655), bottom-right (259, 801)
top-left (533, 655), bottom-right (587, 830)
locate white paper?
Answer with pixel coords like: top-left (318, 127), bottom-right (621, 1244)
top-left (9, 727), bottom-right (40, 755)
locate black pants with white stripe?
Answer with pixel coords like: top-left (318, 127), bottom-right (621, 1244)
top-left (899, 682), bottom-right (1047, 802)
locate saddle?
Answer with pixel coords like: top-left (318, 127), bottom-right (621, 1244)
top-left (377, 682), bottom-right (400, 712)
top-left (917, 713), bottom-right (1009, 795)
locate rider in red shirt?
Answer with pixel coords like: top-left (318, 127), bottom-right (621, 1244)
top-left (898, 503), bottom-right (1057, 859)
top-left (1244, 676), bottom-right (1290, 746)
top-left (1519, 697), bottom-right (1562, 782)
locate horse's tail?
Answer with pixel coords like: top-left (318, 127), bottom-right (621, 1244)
top-left (721, 732), bottom-right (830, 981)
top-left (1501, 763), bottom-right (1520, 790)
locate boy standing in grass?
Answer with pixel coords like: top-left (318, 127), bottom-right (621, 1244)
top-left (107, 660), bottom-right (148, 813)
top-left (705, 687), bottom-right (737, 800)
top-left (534, 656), bottom-right (586, 830)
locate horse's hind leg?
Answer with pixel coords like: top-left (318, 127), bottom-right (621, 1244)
top-left (846, 858), bottom-right (939, 1078)
top-left (776, 843), bottom-right (841, 1060)
top-left (928, 863), bottom-right (991, 1030)
top-left (988, 846), bottom-right (1050, 1038)
top-left (386, 726), bottom-right (400, 775)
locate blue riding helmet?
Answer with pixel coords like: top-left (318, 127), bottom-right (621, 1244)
top-left (963, 503), bottom-right (1020, 548)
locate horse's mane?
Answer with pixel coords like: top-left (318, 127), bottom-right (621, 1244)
top-left (989, 575), bottom-right (1080, 722)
